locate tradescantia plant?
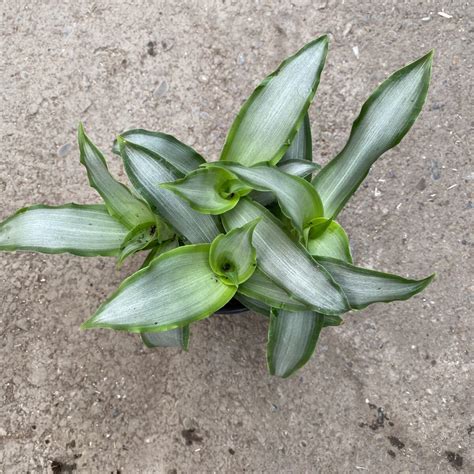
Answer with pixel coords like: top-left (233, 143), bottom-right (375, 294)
top-left (0, 36), bottom-right (435, 377)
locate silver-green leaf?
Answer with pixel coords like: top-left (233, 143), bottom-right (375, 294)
top-left (238, 269), bottom-right (312, 312)
top-left (139, 238), bottom-right (189, 348)
top-left (118, 138), bottom-right (221, 244)
top-left (313, 52), bottom-right (433, 218)
top-left (267, 309), bottom-right (325, 378)
top-left (315, 256), bottom-right (434, 310)
top-left (0, 204), bottom-right (128, 257)
top-left (277, 160), bottom-right (320, 178)
top-left (252, 161), bottom-right (320, 207)
top-left (220, 36), bottom-right (328, 166)
top-left (306, 218), bottom-right (353, 263)
top-left (112, 129), bottom-right (205, 175)
top-left (82, 244), bottom-right (236, 332)
top-left (142, 326), bottom-right (190, 350)
top-left (78, 124), bottom-right (155, 229)
top-left (279, 112), bottom-right (313, 165)
top-left (161, 168), bottom-right (250, 215)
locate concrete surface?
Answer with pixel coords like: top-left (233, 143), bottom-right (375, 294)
top-left (0, 1), bottom-right (472, 472)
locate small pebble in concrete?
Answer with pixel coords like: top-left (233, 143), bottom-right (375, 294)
top-left (416, 177), bottom-right (427, 191)
top-left (57, 143), bottom-right (72, 158)
top-left (438, 11), bottom-right (453, 19)
top-left (28, 98), bottom-right (43, 116)
top-left (343, 23), bottom-right (352, 36)
top-left (63, 25), bottom-right (74, 36)
top-left (161, 39), bottom-right (174, 51)
top-left (147, 41), bottom-right (157, 56)
top-left (430, 160), bottom-right (441, 180)
top-left (15, 318), bottom-right (29, 331)
top-left (65, 439), bottom-right (76, 450)
top-left (445, 450), bottom-right (463, 470)
top-left (182, 417), bottom-right (193, 430)
top-left (181, 428), bottom-right (203, 446)
top-left (154, 81), bottom-right (169, 97)
top-left (387, 435), bottom-right (405, 450)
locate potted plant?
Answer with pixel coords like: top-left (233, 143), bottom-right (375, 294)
top-left (0, 36), bottom-right (434, 377)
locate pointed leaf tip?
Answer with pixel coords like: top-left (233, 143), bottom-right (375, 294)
top-left (316, 257), bottom-right (435, 310)
top-left (421, 49), bottom-right (434, 63)
top-left (267, 308), bottom-right (325, 378)
top-left (313, 49), bottom-right (434, 218)
top-left (80, 321), bottom-right (92, 330)
top-left (220, 36), bottom-right (328, 166)
top-left (77, 127), bottom-right (156, 229)
top-left (319, 34), bottom-right (329, 47)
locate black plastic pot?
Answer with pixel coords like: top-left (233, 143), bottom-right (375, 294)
top-left (215, 297), bottom-right (249, 314)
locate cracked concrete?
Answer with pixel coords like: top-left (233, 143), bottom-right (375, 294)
top-left (0, 1), bottom-right (472, 472)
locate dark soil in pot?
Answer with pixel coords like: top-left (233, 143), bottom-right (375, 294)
top-left (215, 297), bottom-right (249, 314)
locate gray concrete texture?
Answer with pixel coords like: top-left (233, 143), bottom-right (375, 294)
top-left (0, 0), bottom-right (472, 472)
